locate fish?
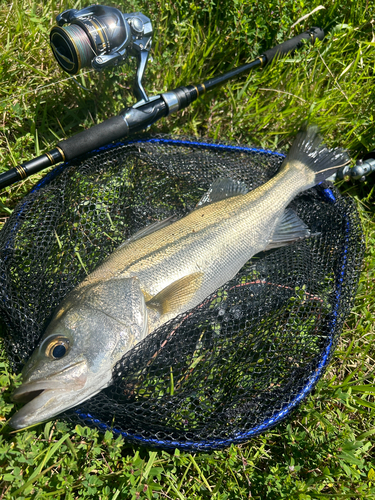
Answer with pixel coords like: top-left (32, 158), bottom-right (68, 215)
top-left (9, 126), bottom-right (349, 429)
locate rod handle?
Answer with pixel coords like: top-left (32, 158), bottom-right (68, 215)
top-left (57, 115), bottom-right (130, 161)
top-left (57, 97), bottom-right (168, 161)
top-left (0, 167), bottom-right (24, 190)
top-left (261, 27), bottom-right (324, 66)
top-left (0, 98), bottom-right (168, 190)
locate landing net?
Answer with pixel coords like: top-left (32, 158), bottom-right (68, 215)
top-left (0, 136), bottom-right (363, 450)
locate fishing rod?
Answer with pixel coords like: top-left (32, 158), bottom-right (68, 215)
top-left (0, 5), bottom-right (327, 190)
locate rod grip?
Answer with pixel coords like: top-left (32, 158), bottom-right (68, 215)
top-left (261, 27), bottom-right (324, 66)
top-left (57, 115), bottom-right (130, 161)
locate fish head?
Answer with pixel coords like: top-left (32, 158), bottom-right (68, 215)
top-left (9, 316), bottom-right (92, 429)
top-left (9, 276), bottom-right (148, 429)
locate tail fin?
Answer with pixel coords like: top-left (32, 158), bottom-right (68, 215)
top-left (285, 125), bottom-right (350, 184)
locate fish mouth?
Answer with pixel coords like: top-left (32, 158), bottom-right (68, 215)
top-left (9, 361), bottom-right (93, 430)
top-left (12, 389), bottom-right (45, 404)
top-left (11, 360), bottom-right (88, 402)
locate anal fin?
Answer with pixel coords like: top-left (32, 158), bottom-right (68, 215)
top-left (266, 208), bottom-right (312, 250)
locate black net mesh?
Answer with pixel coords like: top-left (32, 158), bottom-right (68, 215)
top-left (0, 136), bottom-right (364, 450)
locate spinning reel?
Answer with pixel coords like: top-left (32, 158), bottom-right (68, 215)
top-left (50, 4), bottom-right (153, 102)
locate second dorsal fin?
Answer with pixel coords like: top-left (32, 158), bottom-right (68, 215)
top-left (196, 178), bottom-right (248, 208)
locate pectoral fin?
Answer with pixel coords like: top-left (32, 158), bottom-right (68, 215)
top-left (266, 209), bottom-right (311, 250)
top-left (146, 272), bottom-right (204, 315)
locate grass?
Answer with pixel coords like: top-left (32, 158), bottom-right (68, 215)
top-left (0, 0), bottom-right (375, 498)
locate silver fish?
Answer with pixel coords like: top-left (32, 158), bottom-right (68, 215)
top-left (9, 126), bottom-right (349, 429)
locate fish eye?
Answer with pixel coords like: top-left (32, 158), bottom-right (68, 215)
top-left (45, 336), bottom-right (70, 360)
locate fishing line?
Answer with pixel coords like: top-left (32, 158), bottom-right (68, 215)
top-left (0, 5), bottom-right (366, 448)
top-left (318, 160), bottom-right (351, 174)
top-left (0, 70), bottom-right (97, 107)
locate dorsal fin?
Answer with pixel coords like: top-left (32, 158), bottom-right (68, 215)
top-left (196, 178), bottom-right (248, 208)
top-left (117, 215), bottom-right (178, 250)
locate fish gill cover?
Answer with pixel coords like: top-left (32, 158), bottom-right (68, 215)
top-left (0, 136), bottom-right (364, 450)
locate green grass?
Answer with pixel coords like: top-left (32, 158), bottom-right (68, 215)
top-left (0, 0), bottom-right (375, 498)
